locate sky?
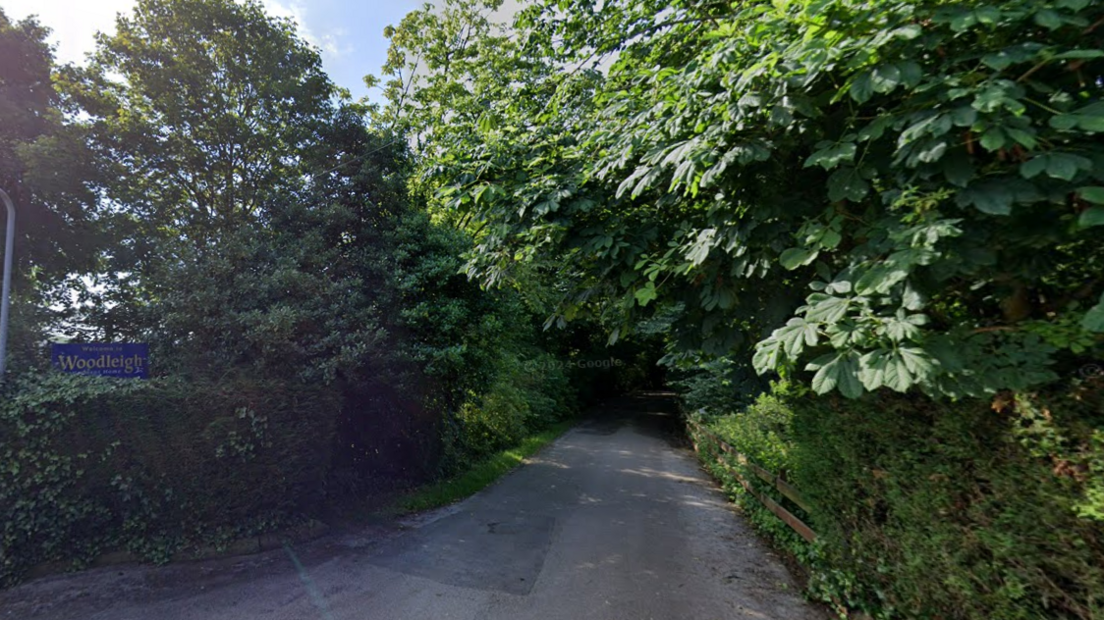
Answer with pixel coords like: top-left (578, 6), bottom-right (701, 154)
top-left (1, 0), bottom-right (428, 102)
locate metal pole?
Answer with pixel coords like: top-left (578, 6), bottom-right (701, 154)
top-left (0, 188), bottom-right (14, 382)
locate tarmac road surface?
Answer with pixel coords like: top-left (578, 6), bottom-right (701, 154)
top-left (1, 393), bottom-right (824, 620)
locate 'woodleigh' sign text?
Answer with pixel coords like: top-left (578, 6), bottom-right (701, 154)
top-left (52, 343), bottom-right (149, 379)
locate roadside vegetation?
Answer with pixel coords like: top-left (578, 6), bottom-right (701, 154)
top-left (374, 0), bottom-right (1104, 618)
top-left (1, 0), bottom-right (1102, 618)
top-left (0, 0), bottom-right (657, 587)
top-left (395, 419), bottom-right (576, 514)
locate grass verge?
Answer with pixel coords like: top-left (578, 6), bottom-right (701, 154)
top-left (394, 419), bottom-right (576, 514)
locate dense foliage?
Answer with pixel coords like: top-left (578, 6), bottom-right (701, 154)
top-left (4, 0), bottom-right (1102, 616)
top-left (376, 0), bottom-right (1104, 618)
top-left (0, 0), bottom-right (650, 587)
top-left (1, 374), bottom-right (338, 586)
top-left (692, 381), bottom-right (1104, 620)
top-left (0, 9), bottom-right (99, 281)
top-left (383, 0), bottom-right (1104, 398)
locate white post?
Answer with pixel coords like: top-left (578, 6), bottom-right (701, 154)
top-left (0, 188), bottom-right (14, 382)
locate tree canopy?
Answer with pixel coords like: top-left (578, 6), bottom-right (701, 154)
top-left (0, 8), bottom-right (99, 282)
top-left (379, 0), bottom-right (1104, 399)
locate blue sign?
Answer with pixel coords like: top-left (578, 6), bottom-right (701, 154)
top-left (52, 343), bottom-right (149, 379)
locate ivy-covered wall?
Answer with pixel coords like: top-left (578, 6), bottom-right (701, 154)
top-left (0, 374), bottom-right (339, 586)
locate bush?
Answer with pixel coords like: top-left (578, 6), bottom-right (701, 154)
top-left (791, 389), bottom-right (1104, 620)
top-left (387, 211), bottom-right (584, 475)
top-left (441, 349), bottom-right (577, 473)
top-left (0, 373), bottom-right (339, 586)
top-left (692, 380), bottom-right (1104, 620)
top-left (673, 356), bottom-right (769, 415)
top-left (704, 390), bottom-right (794, 474)
top-left (691, 387), bottom-right (812, 564)
top-left (454, 384), bottom-right (529, 459)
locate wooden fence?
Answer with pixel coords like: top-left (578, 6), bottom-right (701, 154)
top-left (686, 418), bottom-right (818, 543)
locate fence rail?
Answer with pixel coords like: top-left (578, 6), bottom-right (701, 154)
top-left (686, 418), bottom-right (818, 543)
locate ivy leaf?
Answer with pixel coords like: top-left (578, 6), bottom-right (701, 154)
top-left (634, 282), bottom-right (657, 307)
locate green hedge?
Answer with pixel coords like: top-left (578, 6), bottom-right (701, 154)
top-left (692, 390), bottom-right (815, 564)
top-left (693, 384), bottom-right (1104, 620)
top-left (0, 373), bottom-right (339, 586)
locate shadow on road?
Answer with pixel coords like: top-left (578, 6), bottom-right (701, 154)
top-left (575, 391), bottom-right (685, 447)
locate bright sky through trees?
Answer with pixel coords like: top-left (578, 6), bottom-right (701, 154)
top-left (1, 0), bottom-right (426, 101)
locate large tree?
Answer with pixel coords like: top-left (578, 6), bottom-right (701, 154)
top-left (0, 8), bottom-right (101, 367)
top-left (59, 0), bottom-right (407, 377)
top-left (0, 9), bottom-right (100, 281)
top-left (67, 0), bottom-right (335, 249)
top-left (382, 0), bottom-right (1104, 399)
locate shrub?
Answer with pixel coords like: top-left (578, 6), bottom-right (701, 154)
top-left (691, 387), bottom-right (812, 564)
top-left (690, 380), bottom-right (1104, 620)
top-left (791, 389), bottom-right (1104, 620)
top-left (440, 349), bottom-right (577, 474)
top-left (705, 390), bottom-right (795, 474)
top-left (454, 384), bottom-right (530, 458)
top-left (673, 356), bottom-right (769, 415)
top-left (0, 373), bottom-right (339, 586)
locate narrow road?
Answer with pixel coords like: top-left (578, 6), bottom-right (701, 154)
top-left (1, 393), bottom-right (823, 620)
